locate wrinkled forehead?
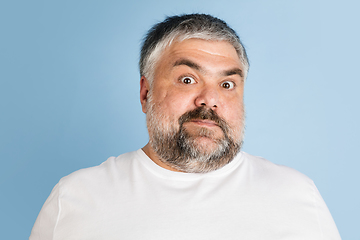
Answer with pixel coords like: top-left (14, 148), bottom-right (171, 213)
top-left (162, 39), bottom-right (243, 71)
top-left (158, 39), bottom-right (244, 77)
top-left (157, 38), bottom-right (246, 77)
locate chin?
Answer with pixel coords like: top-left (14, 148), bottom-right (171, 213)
top-left (192, 137), bottom-right (220, 152)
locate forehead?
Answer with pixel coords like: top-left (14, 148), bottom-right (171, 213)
top-left (169, 39), bottom-right (238, 59)
top-left (155, 39), bottom-right (244, 76)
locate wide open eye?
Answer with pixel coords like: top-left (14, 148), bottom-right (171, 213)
top-left (221, 81), bottom-right (235, 89)
top-left (180, 76), bottom-right (196, 84)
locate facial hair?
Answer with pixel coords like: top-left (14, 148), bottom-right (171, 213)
top-left (146, 96), bottom-right (244, 173)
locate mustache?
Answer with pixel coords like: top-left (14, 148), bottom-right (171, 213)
top-left (178, 107), bottom-right (230, 134)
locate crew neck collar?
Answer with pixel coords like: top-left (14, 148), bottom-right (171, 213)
top-left (135, 149), bottom-right (244, 181)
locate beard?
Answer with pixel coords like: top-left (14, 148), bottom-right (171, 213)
top-left (146, 95), bottom-right (245, 173)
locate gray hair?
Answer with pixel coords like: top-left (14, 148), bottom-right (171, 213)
top-left (140, 13), bottom-right (249, 84)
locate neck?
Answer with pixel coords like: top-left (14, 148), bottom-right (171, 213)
top-left (142, 143), bottom-right (183, 172)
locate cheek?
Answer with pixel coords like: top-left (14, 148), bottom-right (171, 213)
top-left (222, 100), bottom-right (245, 125)
top-left (158, 90), bottom-right (195, 117)
top-left (219, 107), bottom-right (245, 142)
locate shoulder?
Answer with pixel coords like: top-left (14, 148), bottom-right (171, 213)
top-left (237, 152), bottom-right (319, 210)
top-left (240, 152), bottom-right (315, 189)
top-left (58, 150), bottom-right (140, 189)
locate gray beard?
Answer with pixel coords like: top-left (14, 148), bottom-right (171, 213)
top-left (147, 106), bottom-right (243, 173)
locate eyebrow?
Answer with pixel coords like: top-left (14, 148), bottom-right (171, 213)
top-left (222, 68), bottom-right (243, 78)
top-left (173, 58), bottom-right (243, 78)
top-left (173, 59), bottom-right (202, 71)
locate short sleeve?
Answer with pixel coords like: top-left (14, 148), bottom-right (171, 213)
top-left (29, 183), bottom-right (60, 240)
top-left (312, 183), bottom-right (342, 240)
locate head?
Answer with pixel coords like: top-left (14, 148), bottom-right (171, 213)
top-left (140, 13), bottom-right (249, 85)
top-left (140, 14), bottom-right (248, 173)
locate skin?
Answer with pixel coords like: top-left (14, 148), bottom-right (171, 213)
top-left (140, 39), bottom-right (245, 172)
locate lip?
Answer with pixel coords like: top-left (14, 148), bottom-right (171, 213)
top-left (188, 119), bottom-right (218, 127)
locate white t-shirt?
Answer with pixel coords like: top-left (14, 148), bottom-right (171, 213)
top-left (30, 150), bottom-right (341, 240)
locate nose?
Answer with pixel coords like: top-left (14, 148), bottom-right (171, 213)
top-left (194, 86), bottom-right (219, 109)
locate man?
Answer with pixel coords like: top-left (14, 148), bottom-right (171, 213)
top-left (30, 14), bottom-right (341, 239)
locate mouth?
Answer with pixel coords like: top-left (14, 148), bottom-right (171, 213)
top-left (187, 119), bottom-right (219, 128)
top-left (178, 106), bottom-right (227, 134)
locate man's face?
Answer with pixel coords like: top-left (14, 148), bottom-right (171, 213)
top-left (141, 39), bottom-right (245, 173)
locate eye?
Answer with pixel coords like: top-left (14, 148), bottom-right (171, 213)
top-left (221, 81), bottom-right (235, 89)
top-left (180, 76), bottom-right (196, 84)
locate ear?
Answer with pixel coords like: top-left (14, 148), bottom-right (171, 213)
top-left (140, 76), bottom-right (150, 113)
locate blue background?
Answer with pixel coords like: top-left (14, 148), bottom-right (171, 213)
top-left (1, 0), bottom-right (358, 239)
